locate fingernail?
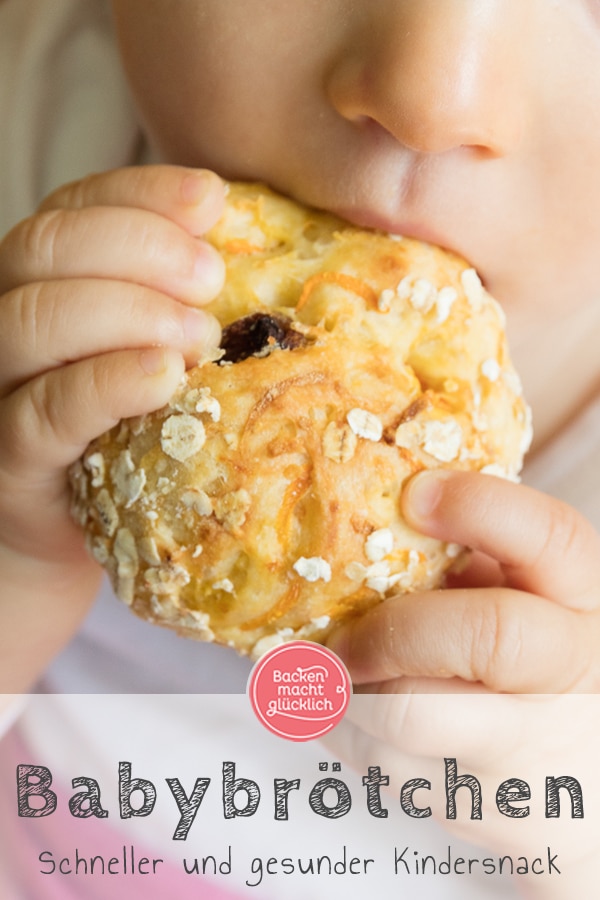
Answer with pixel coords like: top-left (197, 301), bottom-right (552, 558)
top-left (182, 309), bottom-right (205, 343)
top-left (182, 309), bottom-right (221, 348)
top-left (202, 314), bottom-right (222, 350)
top-left (405, 470), bottom-right (448, 521)
top-left (139, 347), bottom-right (167, 375)
top-left (181, 170), bottom-right (219, 206)
top-left (193, 244), bottom-right (226, 294)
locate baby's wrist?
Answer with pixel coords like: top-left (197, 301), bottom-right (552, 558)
top-left (0, 544), bottom-right (101, 692)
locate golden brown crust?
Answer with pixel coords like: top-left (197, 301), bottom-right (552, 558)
top-left (69, 182), bottom-right (532, 658)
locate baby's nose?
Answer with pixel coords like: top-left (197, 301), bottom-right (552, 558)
top-left (327, 0), bottom-right (526, 157)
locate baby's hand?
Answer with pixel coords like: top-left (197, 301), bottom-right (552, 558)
top-left (329, 469), bottom-right (600, 692)
top-left (326, 472), bottom-right (600, 895)
top-left (0, 165), bottom-right (225, 567)
top-left (0, 166), bottom-right (225, 687)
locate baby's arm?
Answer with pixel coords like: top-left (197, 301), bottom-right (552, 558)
top-left (0, 166), bottom-right (225, 691)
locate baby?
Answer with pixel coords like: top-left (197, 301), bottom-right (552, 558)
top-left (1, 1), bottom-right (600, 895)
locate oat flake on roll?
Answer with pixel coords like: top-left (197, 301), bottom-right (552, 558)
top-left (69, 182), bottom-right (533, 660)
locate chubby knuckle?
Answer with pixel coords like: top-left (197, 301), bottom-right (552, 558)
top-left (15, 369), bottom-right (79, 462)
top-left (14, 282), bottom-right (48, 347)
top-left (385, 693), bottom-right (437, 754)
top-left (375, 603), bottom-right (410, 678)
top-left (150, 299), bottom-right (188, 345)
top-left (470, 593), bottom-right (523, 687)
top-left (0, 385), bottom-right (46, 475)
top-left (124, 164), bottom-right (163, 200)
top-left (66, 173), bottom-right (99, 210)
top-left (140, 219), bottom-right (194, 275)
top-left (339, 719), bottom-right (381, 773)
top-left (40, 172), bottom-right (109, 211)
top-left (18, 209), bottom-right (70, 272)
top-left (0, 399), bottom-right (22, 472)
top-left (0, 285), bottom-right (45, 389)
top-left (358, 690), bottom-right (454, 759)
top-left (135, 216), bottom-right (165, 258)
top-left (87, 355), bottom-right (129, 426)
top-left (83, 165), bottom-right (166, 213)
top-left (369, 693), bottom-right (412, 747)
top-left (38, 176), bottom-right (82, 211)
top-left (88, 356), bottom-right (113, 412)
top-left (42, 375), bottom-right (74, 451)
top-left (24, 374), bottom-right (68, 458)
top-left (342, 707), bottom-right (418, 780)
top-left (532, 501), bottom-right (586, 569)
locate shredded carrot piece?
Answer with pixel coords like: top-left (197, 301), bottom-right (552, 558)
top-left (223, 239), bottom-right (265, 255)
top-left (275, 472), bottom-right (312, 540)
top-left (296, 272), bottom-right (378, 311)
top-left (241, 580), bottom-right (301, 630)
top-left (242, 582), bottom-right (379, 633)
top-left (242, 371), bottom-right (327, 437)
top-left (325, 586), bottom-right (378, 618)
top-left (240, 472), bottom-right (312, 630)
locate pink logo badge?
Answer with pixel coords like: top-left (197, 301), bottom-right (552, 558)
top-left (248, 641), bottom-right (351, 741)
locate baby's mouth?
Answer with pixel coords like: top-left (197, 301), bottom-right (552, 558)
top-left (327, 203), bottom-right (468, 259)
top-left (332, 204), bottom-right (493, 295)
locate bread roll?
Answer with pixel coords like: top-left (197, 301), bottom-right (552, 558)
top-left (69, 182), bottom-right (532, 659)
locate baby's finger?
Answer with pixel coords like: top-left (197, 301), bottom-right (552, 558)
top-left (325, 695), bottom-right (600, 869)
top-left (323, 716), bottom-right (497, 847)
top-left (39, 165), bottom-right (226, 237)
top-left (0, 280), bottom-right (221, 396)
top-left (0, 206), bottom-right (224, 305)
top-left (326, 688), bottom-right (527, 775)
top-left (346, 683), bottom-right (557, 767)
top-left (328, 587), bottom-right (593, 691)
top-left (403, 470), bottom-right (600, 611)
top-left (0, 348), bottom-right (185, 478)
